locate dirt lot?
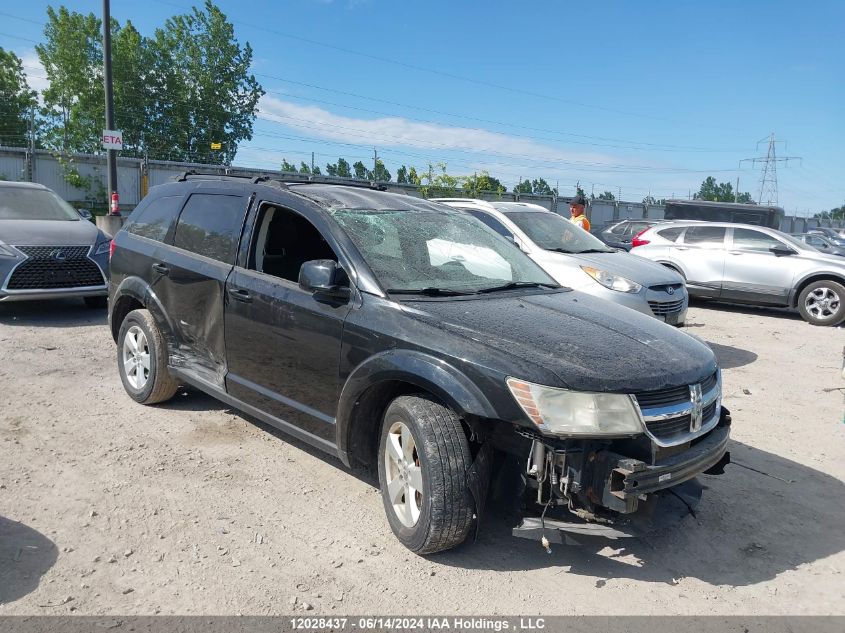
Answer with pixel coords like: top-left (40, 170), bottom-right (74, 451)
top-left (0, 298), bottom-right (843, 615)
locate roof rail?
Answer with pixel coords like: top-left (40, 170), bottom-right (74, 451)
top-left (173, 170), bottom-right (285, 186)
top-left (286, 180), bottom-right (388, 192)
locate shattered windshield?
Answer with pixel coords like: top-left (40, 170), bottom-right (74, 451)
top-left (506, 211), bottom-right (613, 253)
top-left (331, 207), bottom-right (558, 294)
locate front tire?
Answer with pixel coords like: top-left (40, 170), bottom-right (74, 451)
top-left (797, 280), bottom-right (845, 326)
top-left (117, 309), bottom-right (179, 404)
top-left (377, 395), bottom-right (474, 554)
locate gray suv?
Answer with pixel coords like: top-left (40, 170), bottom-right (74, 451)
top-left (631, 221), bottom-right (845, 326)
top-left (0, 181), bottom-right (111, 306)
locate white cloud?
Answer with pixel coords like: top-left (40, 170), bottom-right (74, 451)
top-left (257, 95), bottom-right (618, 168)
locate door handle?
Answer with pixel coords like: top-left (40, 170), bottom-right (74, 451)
top-left (675, 246), bottom-right (689, 251)
top-left (728, 251), bottom-right (743, 255)
top-left (152, 263), bottom-right (170, 275)
top-left (227, 288), bottom-right (252, 303)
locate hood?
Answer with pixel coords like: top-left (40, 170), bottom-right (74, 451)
top-left (403, 290), bottom-right (716, 393)
top-left (556, 250), bottom-right (684, 286)
top-left (0, 219), bottom-right (101, 246)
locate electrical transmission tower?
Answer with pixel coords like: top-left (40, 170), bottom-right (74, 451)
top-left (740, 133), bottom-right (801, 206)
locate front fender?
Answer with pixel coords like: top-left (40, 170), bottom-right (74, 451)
top-left (335, 349), bottom-right (499, 465)
top-left (110, 276), bottom-right (177, 348)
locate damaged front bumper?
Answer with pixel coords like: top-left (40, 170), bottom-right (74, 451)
top-left (511, 408), bottom-right (731, 543)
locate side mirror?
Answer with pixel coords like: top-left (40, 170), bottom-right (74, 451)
top-left (77, 208), bottom-right (93, 220)
top-left (770, 245), bottom-right (796, 257)
top-left (298, 259), bottom-right (350, 299)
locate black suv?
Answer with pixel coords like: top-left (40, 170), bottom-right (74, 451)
top-left (109, 175), bottom-right (731, 554)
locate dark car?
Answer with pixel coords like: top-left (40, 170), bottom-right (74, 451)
top-left (0, 181), bottom-right (111, 306)
top-left (791, 233), bottom-right (845, 257)
top-left (594, 219), bottom-right (660, 251)
top-left (109, 175), bottom-right (731, 554)
top-left (807, 227), bottom-right (845, 245)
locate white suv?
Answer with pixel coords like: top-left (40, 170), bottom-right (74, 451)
top-left (433, 199), bottom-right (688, 325)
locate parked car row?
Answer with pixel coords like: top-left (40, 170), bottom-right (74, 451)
top-left (4, 174), bottom-right (842, 556)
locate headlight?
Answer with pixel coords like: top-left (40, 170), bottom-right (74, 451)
top-left (0, 244), bottom-right (19, 258)
top-left (581, 266), bottom-right (642, 293)
top-left (507, 377), bottom-right (643, 436)
top-left (94, 240), bottom-right (112, 255)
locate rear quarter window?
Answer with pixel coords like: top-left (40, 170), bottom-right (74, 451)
top-left (125, 195), bottom-right (184, 242)
top-left (172, 193), bottom-right (246, 263)
top-left (655, 226), bottom-right (684, 242)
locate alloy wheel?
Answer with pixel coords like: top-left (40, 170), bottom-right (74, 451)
top-left (804, 286), bottom-right (840, 321)
top-left (384, 420), bottom-right (424, 528)
top-left (122, 325), bottom-right (151, 390)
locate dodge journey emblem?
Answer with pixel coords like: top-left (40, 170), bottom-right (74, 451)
top-left (667, 286), bottom-right (675, 295)
top-left (50, 249), bottom-right (66, 261)
top-left (689, 383), bottom-right (703, 432)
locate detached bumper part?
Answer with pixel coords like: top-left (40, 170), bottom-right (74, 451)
top-left (605, 424), bottom-right (730, 503)
top-left (513, 416), bottom-right (731, 543)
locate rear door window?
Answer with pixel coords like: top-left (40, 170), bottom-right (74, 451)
top-left (172, 193), bottom-right (247, 263)
top-left (125, 195), bottom-right (184, 242)
top-left (683, 226), bottom-right (726, 247)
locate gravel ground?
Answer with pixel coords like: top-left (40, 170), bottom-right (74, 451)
top-left (0, 298), bottom-right (843, 615)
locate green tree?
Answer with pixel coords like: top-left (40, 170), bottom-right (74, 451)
top-left (396, 165), bottom-right (409, 183)
top-left (815, 203), bottom-right (845, 221)
top-left (597, 191), bottom-right (615, 201)
top-left (531, 177), bottom-right (554, 195)
top-left (148, 1), bottom-right (264, 164)
top-left (373, 158), bottom-right (391, 182)
top-left (0, 48), bottom-right (37, 147)
top-left (352, 160), bottom-right (372, 180)
top-left (37, 6), bottom-right (103, 152)
top-left (311, 165), bottom-right (321, 176)
top-left (575, 184), bottom-right (587, 199)
top-left (280, 158), bottom-right (297, 172)
top-left (513, 179), bottom-right (533, 194)
top-left (695, 176), bottom-right (755, 204)
top-left (299, 161), bottom-right (311, 174)
top-left (463, 171), bottom-right (505, 196)
top-left (407, 166), bottom-right (420, 186)
top-left (418, 163), bottom-right (460, 198)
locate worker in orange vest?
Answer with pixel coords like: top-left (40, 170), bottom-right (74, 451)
top-left (569, 193), bottom-right (590, 232)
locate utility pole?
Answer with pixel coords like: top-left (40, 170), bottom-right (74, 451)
top-left (102, 0), bottom-right (118, 215)
top-left (26, 108), bottom-right (35, 182)
top-left (311, 151), bottom-right (315, 174)
top-left (373, 147), bottom-right (378, 181)
top-left (740, 133), bottom-right (801, 206)
top-left (735, 176), bottom-right (739, 203)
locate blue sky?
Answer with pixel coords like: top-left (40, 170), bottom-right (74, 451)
top-left (1, 0), bottom-right (843, 213)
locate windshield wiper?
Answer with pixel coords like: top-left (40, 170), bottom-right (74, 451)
top-left (572, 248), bottom-right (614, 254)
top-left (476, 281), bottom-right (558, 294)
top-left (387, 287), bottom-right (476, 296)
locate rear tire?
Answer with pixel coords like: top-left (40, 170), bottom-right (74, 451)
top-left (117, 309), bottom-right (179, 404)
top-left (377, 395), bottom-right (474, 554)
top-left (797, 280), bottom-right (845, 326)
top-left (84, 296), bottom-right (107, 309)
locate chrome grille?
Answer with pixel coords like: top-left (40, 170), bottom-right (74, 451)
top-left (634, 372), bottom-right (721, 446)
top-left (7, 245), bottom-right (105, 290)
top-left (648, 298), bottom-right (686, 316)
